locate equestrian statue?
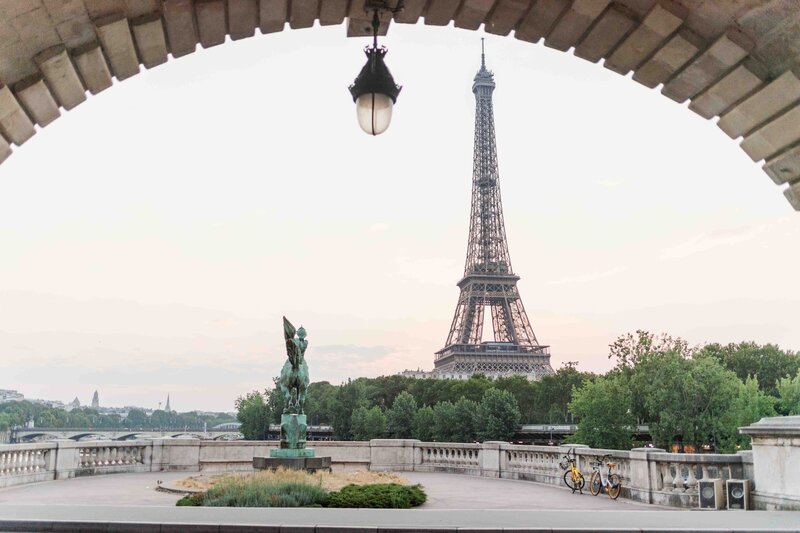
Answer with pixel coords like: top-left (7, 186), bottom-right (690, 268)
top-left (280, 316), bottom-right (309, 415)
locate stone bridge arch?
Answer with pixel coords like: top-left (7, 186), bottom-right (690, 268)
top-left (211, 432), bottom-right (244, 440)
top-left (1, 1), bottom-right (799, 210)
top-left (17, 432), bottom-right (60, 442)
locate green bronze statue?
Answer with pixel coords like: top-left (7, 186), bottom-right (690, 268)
top-left (280, 316), bottom-right (309, 415)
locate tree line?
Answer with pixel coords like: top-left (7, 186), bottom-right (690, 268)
top-left (0, 401), bottom-right (235, 432)
top-left (236, 366), bottom-right (590, 442)
top-left (237, 331), bottom-right (800, 453)
top-left (569, 332), bottom-right (800, 452)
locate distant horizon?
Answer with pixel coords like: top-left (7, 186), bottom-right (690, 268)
top-left (1, 25), bottom-right (798, 412)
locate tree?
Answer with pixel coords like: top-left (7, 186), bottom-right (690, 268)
top-left (36, 410), bottom-right (57, 428)
top-left (433, 401), bottom-right (457, 442)
top-left (452, 397), bottom-right (479, 442)
top-left (350, 406), bottom-right (386, 440)
top-left (125, 409), bottom-right (148, 429)
top-left (412, 406), bottom-right (436, 441)
top-left (305, 381), bottom-right (338, 424)
top-left (386, 391), bottom-right (417, 438)
top-left (331, 379), bottom-right (368, 440)
top-left (235, 391), bottom-right (271, 440)
top-left (609, 330), bottom-right (692, 371)
top-left (149, 410), bottom-right (171, 429)
top-left (0, 413), bottom-right (11, 431)
top-left (408, 378), bottom-right (455, 407)
top-left (266, 379), bottom-right (285, 423)
top-left (451, 375), bottom-right (493, 403)
top-left (717, 376), bottom-right (775, 452)
top-left (477, 388), bottom-right (520, 442)
top-left (494, 375), bottom-right (537, 421)
top-left (777, 370), bottom-right (800, 415)
top-left (532, 366), bottom-right (593, 423)
top-left (699, 342), bottom-right (800, 396)
top-left (569, 373), bottom-right (635, 450)
top-left (364, 375), bottom-right (414, 410)
top-left (642, 354), bottom-right (741, 449)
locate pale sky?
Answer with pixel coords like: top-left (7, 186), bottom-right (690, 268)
top-left (1, 23), bottom-right (798, 412)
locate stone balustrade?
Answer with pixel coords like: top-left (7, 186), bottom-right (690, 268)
top-left (1, 442), bottom-right (56, 488)
top-left (417, 442), bottom-right (482, 475)
top-left (0, 416), bottom-right (797, 510)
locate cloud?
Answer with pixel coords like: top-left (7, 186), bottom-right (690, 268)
top-left (596, 178), bottom-right (625, 190)
top-left (659, 224), bottom-right (771, 260)
top-left (368, 223), bottom-right (389, 233)
top-left (547, 266), bottom-right (628, 286)
top-left (392, 256), bottom-right (460, 285)
top-left (313, 344), bottom-right (396, 360)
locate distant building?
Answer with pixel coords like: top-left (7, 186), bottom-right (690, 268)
top-left (91, 390), bottom-right (99, 409)
top-left (68, 397), bottom-right (80, 411)
top-left (165, 394), bottom-right (171, 412)
top-left (0, 389), bottom-right (24, 403)
top-left (28, 398), bottom-right (66, 409)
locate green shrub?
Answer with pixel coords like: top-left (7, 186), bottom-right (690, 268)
top-left (202, 480), bottom-right (328, 508)
top-left (176, 492), bottom-right (205, 506)
top-left (325, 483), bottom-right (426, 509)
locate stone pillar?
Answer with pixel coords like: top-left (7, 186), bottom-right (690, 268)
top-left (53, 440), bottom-right (80, 480)
top-left (740, 416), bottom-right (800, 510)
top-left (480, 441), bottom-right (503, 478)
top-left (628, 447), bottom-right (667, 504)
top-left (369, 439), bottom-right (419, 472)
top-left (149, 439), bottom-right (167, 472)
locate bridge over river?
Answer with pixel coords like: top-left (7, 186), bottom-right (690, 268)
top-left (10, 424), bottom-right (650, 444)
top-left (10, 425), bottom-right (334, 443)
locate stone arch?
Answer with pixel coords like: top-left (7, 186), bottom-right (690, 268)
top-left (170, 432), bottom-right (203, 438)
top-left (211, 432), bottom-right (244, 440)
top-left (17, 432), bottom-right (57, 442)
top-left (114, 433), bottom-right (144, 441)
top-left (1, 1), bottom-right (799, 210)
top-left (68, 432), bottom-right (104, 441)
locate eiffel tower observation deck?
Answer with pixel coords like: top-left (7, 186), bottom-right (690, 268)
top-left (431, 42), bottom-right (554, 381)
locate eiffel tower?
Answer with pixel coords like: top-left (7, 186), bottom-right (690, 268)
top-left (434, 42), bottom-right (554, 380)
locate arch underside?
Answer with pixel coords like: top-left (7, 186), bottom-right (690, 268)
top-left (1, 0), bottom-right (799, 210)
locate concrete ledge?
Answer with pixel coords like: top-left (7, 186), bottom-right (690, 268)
top-left (2, 507), bottom-right (800, 532)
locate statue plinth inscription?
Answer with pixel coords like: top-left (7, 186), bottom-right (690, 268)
top-left (253, 317), bottom-right (331, 472)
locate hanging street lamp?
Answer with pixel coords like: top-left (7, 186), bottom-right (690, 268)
top-left (348, 5), bottom-right (402, 136)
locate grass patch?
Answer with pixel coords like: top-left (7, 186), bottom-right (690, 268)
top-left (173, 468), bottom-right (426, 508)
top-left (175, 468), bottom-right (408, 492)
top-left (176, 492), bottom-right (204, 506)
top-left (203, 478), bottom-right (328, 507)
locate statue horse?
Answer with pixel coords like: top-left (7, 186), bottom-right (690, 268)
top-left (279, 316), bottom-right (309, 414)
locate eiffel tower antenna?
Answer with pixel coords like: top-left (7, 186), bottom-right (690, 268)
top-left (433, 44), bottom-right (554, 380)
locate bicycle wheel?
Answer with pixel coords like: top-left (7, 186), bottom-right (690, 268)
top-left (607, 473), bottom-right (622, 500)
top-left (589, 471), bottom-right (602, 496)
top-left (575, 471), bottom-right (585, 492)
top-left (563, 470), bottom-right (582, 492)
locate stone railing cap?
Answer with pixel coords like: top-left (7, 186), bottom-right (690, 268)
top-left (739, 415), bottom-right (800, 436)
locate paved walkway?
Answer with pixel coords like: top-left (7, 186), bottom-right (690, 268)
top-left (0, 471), bottom-right (660, 510)
top-left (0, 471), bottom-right (797, 531)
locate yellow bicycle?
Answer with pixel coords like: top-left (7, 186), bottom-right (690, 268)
top-left (559, 448), bottom-right (585, 494)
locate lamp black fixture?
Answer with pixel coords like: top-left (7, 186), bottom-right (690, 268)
top-left (348, 2), bottom-right (403, 136)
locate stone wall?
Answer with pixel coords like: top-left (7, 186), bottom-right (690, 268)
top-left (0, 417), bottom-right (798, 510)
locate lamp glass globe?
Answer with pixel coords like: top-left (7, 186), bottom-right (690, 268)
top-left (356, 93), bottom-right (394, 135)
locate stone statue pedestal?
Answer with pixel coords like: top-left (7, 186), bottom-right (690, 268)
top-left (253, 414), bottom-right (331, 472)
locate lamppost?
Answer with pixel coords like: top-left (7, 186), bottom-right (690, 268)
top-left (348, 2), bottom-right (402, 135)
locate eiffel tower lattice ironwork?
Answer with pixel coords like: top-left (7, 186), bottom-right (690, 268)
top-left (434, 42), bottom-right (554, 380)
